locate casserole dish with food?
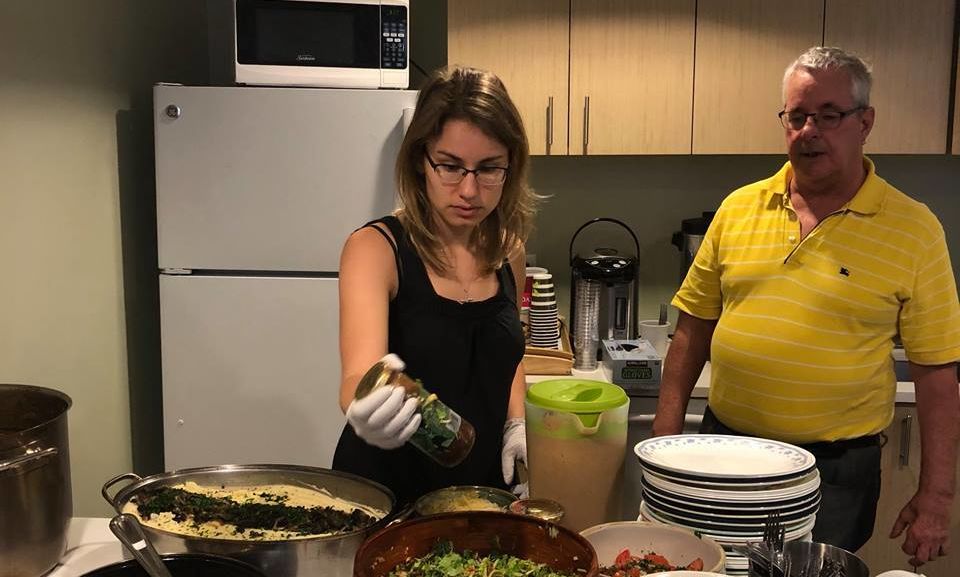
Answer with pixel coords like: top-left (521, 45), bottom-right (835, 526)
top-left (102, 464), bottom-right (397, 577)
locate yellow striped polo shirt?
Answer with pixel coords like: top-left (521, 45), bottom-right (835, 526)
top-left (674, 158), bottom-right (960, 443)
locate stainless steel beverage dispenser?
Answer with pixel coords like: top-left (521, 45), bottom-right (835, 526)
top-left (569, 218), bottom-right (640, 370)
top-left (670, 211), bottom-right (715, 285)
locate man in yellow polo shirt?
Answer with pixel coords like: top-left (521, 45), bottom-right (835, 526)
top-left (653, 46), bottom-right (960, 565)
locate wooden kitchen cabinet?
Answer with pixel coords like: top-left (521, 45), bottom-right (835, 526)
top-left (569, 0), bottom-right (695, 155)
top-left (954, 33), bottom-right (960, 155)
top-left (692, 0), bottom-right (823, 154)
top-left (694, 0), bottom-right (957, 154)
top-left (449, 0), bottom-right (695, 155)
top-left (448, 0), bottom-right (569, 155)
top-left (857, 405), bottom-right (960, 577)
top-left (824, 0), bottom-right (956, 154)
top-left (451, 0), bottom-right (957, 156)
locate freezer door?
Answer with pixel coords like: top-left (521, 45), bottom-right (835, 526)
top-left (154, 85), bottom-right (418, 271)
top-left (160, 274), bottom-right (345, 470)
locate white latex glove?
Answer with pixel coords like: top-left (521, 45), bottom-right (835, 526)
top-left (501, 418), bottom-right (528, 498)
top-left (346, 384), bottom-right (421, 450)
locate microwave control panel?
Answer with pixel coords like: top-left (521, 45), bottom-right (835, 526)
top-left (381, 5), bottom-right (407, 70)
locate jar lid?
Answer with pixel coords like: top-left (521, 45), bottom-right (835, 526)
top-left (354, 354), bottom-right (406, 399)
top-left (354, 360), bottom-right (392, 399)
top-left (526, 379), bottom-right (627, 413)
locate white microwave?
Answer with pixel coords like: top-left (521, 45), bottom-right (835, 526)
top-left (208, 0), bottom-right (409, 89)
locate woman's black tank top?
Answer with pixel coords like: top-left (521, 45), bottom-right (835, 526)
top-left (332, 216), bottom-right (525, 505)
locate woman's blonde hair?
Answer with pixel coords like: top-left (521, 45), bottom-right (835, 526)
top-left (395, 65), bottom-right (537, 274)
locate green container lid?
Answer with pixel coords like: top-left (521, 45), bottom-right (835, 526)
top-left (527, 379), bottom-right (628, 414)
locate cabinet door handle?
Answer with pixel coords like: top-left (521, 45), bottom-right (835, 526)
top-left (582, 95), bottom-right (591, 155)
top-left (546, 96), bottom-right (554, 155)
top-left (628, 413), bottom-right (703, 426)
top-left (898, 413), bottom-right (913, 469)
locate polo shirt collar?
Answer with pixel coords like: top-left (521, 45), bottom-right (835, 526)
top-left (771, 156), bottom-right (884, 215)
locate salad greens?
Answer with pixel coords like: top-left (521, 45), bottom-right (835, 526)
top-left (410, 388), bottom-right (458, 450)
top-left (386, 541), bottom-right (579, 577)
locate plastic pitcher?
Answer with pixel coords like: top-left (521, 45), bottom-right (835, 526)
top-left (525, 379), bottom-right (628, 531)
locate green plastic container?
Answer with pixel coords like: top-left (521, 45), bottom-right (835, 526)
top-left (525, 379), bottom-right (628, 531)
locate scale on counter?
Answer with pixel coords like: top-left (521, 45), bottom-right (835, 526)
top-left (601, 338), bottom-right (661, 394)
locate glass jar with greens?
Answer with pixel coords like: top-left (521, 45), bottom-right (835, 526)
top-left (355, 354), bottom-right (475, 467)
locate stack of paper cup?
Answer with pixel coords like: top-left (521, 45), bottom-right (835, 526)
top-left (528, 273), bottom-right (559, 348)
top-left (523, 267), bottom-right (547, 345)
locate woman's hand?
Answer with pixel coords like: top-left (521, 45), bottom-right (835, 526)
top-left (502, 418), bottom-right (528, 497)
top-left (346, 385), bottom-right (421, 449)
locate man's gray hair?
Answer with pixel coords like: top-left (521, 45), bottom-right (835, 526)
top-left (783, 46), bottom-right (873, 107)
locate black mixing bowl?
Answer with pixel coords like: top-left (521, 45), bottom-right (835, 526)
top-left (81, 554), bottom-right (267, 577)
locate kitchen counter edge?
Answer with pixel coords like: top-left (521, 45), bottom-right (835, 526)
top-left (526, 362), bottom-right (918, 404)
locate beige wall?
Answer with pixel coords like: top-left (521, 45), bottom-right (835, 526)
top-left (527, 155), bottom-right (960, 327)
top-left (0, 1), bottom-right (206, 516)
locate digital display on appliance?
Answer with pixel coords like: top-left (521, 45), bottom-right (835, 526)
top-left (621, 366), bottom-right (653, 381)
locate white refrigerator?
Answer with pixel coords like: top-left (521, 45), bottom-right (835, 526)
top-left (154, 84), bottom-right (417, 471)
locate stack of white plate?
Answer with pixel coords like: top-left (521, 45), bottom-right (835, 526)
top-left (634, 435), bottom-right (820, 577)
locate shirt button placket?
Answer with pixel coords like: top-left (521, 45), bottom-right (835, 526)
top-left (787, 209), bottom-right (799, 245)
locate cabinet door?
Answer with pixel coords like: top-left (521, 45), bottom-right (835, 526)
top-left (954, 33), bottom-right (960, 155)
top-left (448, 1), bottom-right (569, 156)
top-left (825, 0), bottom-right (955, 154)
top-left (857, 406), bottom-right (960, 576)
top-left (570, 0), bottom-right (695, 155)
top-left (692, 0), bottom-right (822, 154)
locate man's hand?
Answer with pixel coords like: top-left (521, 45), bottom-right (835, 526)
top-left (899, 361), bottom-right (960, 567)
top-left (891, 489), bottom-right (952, 566)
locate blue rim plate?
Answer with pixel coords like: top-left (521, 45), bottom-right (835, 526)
top-left (635, 435), bottom-right (816, 483)
top-left (640, 475), bottom-right (821, 510)
top-left (641, 487), bottom-right (821, 524)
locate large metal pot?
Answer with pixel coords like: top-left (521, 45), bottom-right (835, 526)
top-left (102, 464), bottom-right (397, 577)
top-left (0, 384), bottom-right (73, 577)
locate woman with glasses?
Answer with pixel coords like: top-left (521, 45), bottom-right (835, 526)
top-left (331, 65), bottom-right (538, 505)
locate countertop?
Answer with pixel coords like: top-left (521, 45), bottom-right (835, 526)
top-left (528, 361), bottom-right (919, 403)
top-left (50, 518), bottom-right (124, 577)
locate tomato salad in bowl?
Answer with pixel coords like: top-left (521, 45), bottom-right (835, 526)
top-left (600, 549), bottom-right (703, 577)
top-left (580, 521), bottom-right (725, 576)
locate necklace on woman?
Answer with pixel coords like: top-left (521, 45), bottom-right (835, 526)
top-left (441, 246), bottom-right (483, 304)
top-left (456, 271), bottom-right (483, 304)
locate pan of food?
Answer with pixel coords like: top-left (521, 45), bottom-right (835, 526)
top-left (102, 464), bottom-right (397, 577)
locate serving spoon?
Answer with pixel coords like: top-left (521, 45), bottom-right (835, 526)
top-left (109, 513), bottom-right (176, 577)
